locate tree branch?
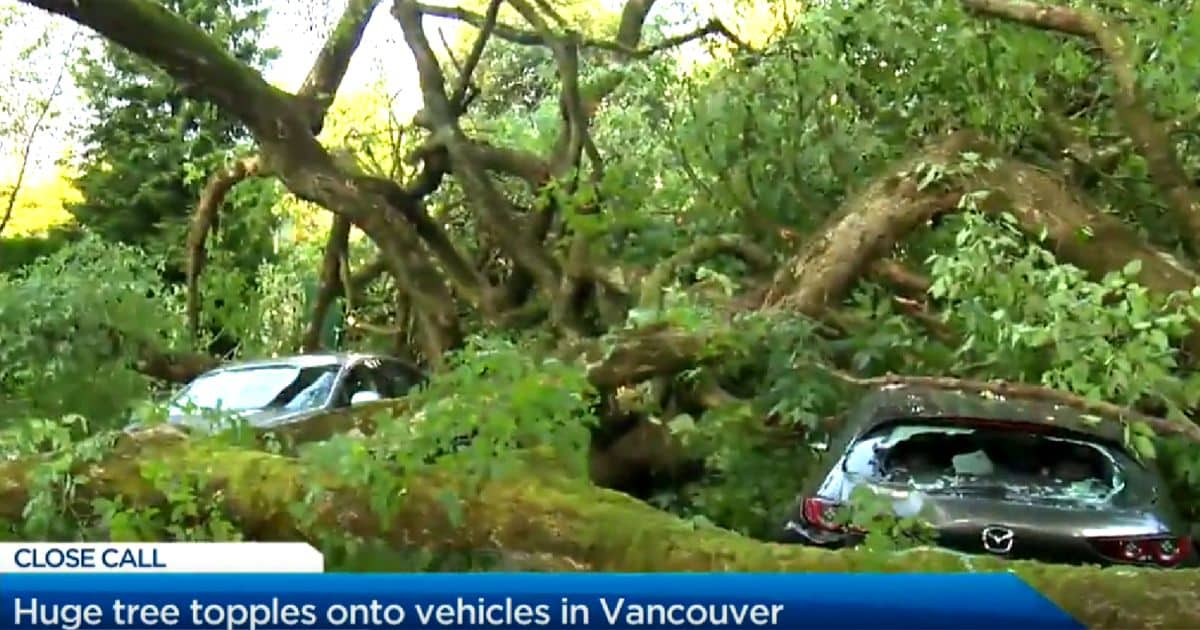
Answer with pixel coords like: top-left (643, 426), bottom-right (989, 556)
top-left (21, 0), bottom-right (300, 142)
top-left (302, 216), bottom-right (353, 352)
top-left (821, 368), bottom-right (1200, 444)
top-left (615, 0), bottom-right (657, 51)
top-left (185, 156), bottom-right (263, 341)
top-left (449, 0), bottom-right (502, 111)
top-left (962, 0), bottom-right (1200, 255)
top-left (639, 234), bottom-right (774, 311)
top-left (298, 0), bottom-right (384, 132)
top-left (396, 0), bottom-right (565, 314)
top-left (0, 27), bottom-right (77, 237)
top-left (584, 328), bottom-right (709, 390)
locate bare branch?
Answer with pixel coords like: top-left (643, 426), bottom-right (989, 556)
top-left (450, 0), bottom-right (503, 111)
top-left (414, 1), bottom-right (734, 58)
top-left (415, 2), bottom-right (542, 45)
top-left (0, 27), bottom-right (78, 237)
top-left (358, 175), bottom-right (495, 310)
top-left (963, 0), bottom-right (1200, 254)
top-left (396, 0), bottom-right (565, 309)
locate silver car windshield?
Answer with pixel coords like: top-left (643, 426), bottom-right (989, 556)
top-left (170, 364), bottom-right (339, 414)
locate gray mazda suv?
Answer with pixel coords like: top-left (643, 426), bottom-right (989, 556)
top-left (779, 385), bottom-right (1196, 568)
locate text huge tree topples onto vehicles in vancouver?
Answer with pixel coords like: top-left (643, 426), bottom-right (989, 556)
top-left (4, 0), bottom-right (1200, 627)
top-left (12, 596), bottom-right (786, 629)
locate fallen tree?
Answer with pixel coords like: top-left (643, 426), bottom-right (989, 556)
top-left (10, 4), bottom-right (1200, 622)
top-left (2, 430), bottom-right (1196, 629)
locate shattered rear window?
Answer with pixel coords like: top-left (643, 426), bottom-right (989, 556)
top-left (841, 420), bottom-right (1141, 503)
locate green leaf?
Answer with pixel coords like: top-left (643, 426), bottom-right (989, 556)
top-left (1122, 259), bottom-right (1143, 278)
top-left (667, 414), bottom-right (696, 435)
top-left (1129, 421), bottom-right (1156, 438)
top-left (1132, 435), bottom-right (1157, 461)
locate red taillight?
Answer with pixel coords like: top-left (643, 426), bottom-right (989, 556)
top-left (1089, 535), bottom-right (1192, 567)
top-left (800, 497), bottom-right (865, 533)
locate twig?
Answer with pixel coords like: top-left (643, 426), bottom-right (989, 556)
top-left (450, 0), bottom-right (503, 111)
top-left (0, 27), bottom-right (79, 237)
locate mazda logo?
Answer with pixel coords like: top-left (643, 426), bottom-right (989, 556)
top-left (981, 526), bottom-right (1015, 554)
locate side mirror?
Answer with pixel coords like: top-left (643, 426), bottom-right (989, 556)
top-left (350, 391), bottom-right (383, 406)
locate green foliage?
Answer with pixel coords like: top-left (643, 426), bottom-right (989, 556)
top-left (0, 235), bottom-right (184, 425)
top-left (927, 211), bottom-right (1200, 417)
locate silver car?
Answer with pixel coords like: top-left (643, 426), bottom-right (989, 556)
top-left (166, 353), bottom-right (424, 431)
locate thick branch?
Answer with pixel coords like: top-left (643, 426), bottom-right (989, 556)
top-left (465, 141), bottom-right (552, 186)
top-left (302, 216), bottom-right (353, 352)
top-left (615, 0), bottom-right (657, 51)
top-left (822, 369), bottom-right (1200, 445)
top-left (185, 156), bottom-right (263, 340)
top-left (396, 1), bottom-right (564, 307)
top-left (764, 133), bottom-right (974, 314)
top-left (185, 0), bottom-right (378, 337)
top-left (22, 0), bottom-right (300, 141)
top-left (584, 328), bottom-right (709, 390)
top-left (963, 0), bottom-right (1200, 254)
top-left (298, 0), bottom-right (384, 131)
top-left (767, 132), bottom-right (1200, 333)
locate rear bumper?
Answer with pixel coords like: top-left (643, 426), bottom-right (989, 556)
top-left (776, 521), bottom-right (1199, 569)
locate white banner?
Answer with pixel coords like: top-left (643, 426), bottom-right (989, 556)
top-left (0, 542), bottom-right (324, 573)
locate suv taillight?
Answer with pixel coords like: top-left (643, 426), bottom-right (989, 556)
top-left (1089, 535), bottom-right (1192, 567)
top-left (800, 497), bottom-right (865, 533)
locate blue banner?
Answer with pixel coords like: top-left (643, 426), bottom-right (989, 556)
top-left (0, 573), bottom-right (1080, 629)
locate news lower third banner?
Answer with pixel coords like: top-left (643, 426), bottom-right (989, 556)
top-left (0, 543), bottom-right (1083, 629)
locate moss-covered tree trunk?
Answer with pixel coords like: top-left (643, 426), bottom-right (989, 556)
top-left (2, 431), bottom-right (1195, 629)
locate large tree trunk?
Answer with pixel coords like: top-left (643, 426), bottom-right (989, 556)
top-left (3, 431), bottom-right (1195, 629)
